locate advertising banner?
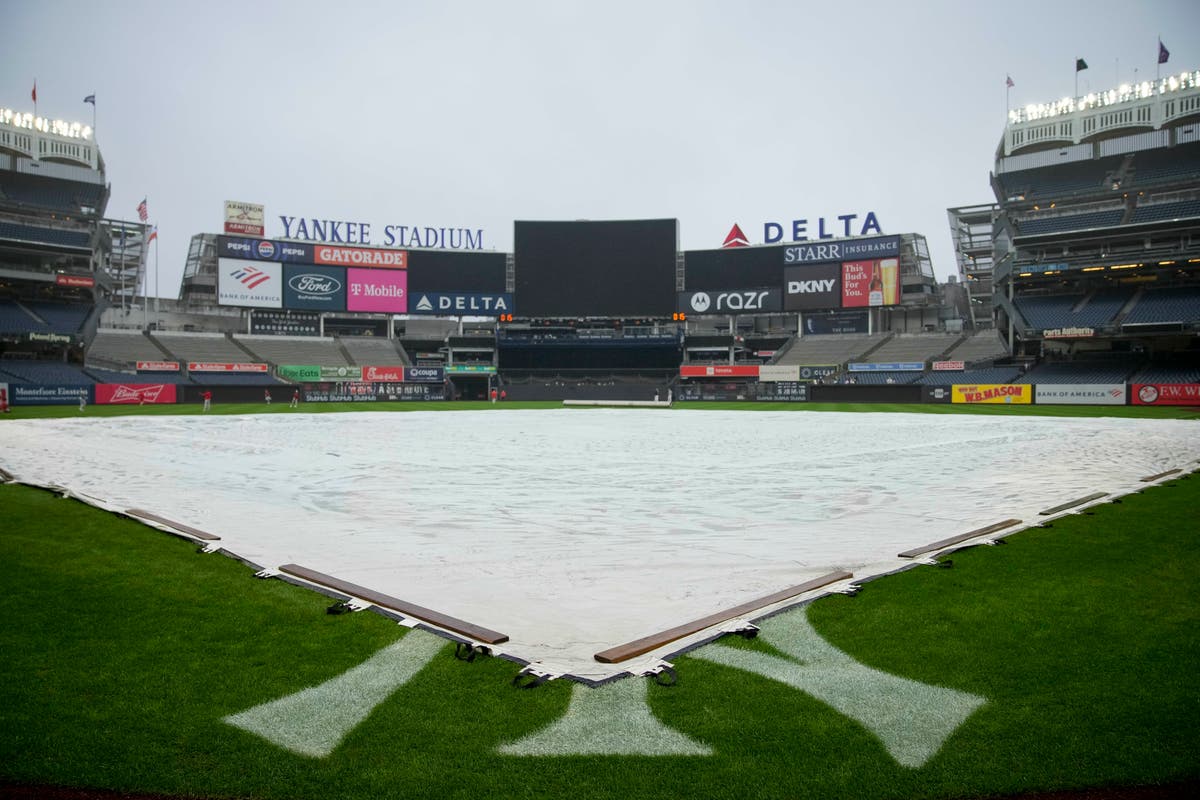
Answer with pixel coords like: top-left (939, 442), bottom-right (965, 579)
top-left (188, 362), bottom-right (269, 373)
top-left (797, 364), bottom-right (839, 381)
top-left (10, 385), bottom-right (92, 405)
top-left (932, 360), bottom-right (965, 371)
top-left (224, 201), bottom-right (265, 236)
top-left (283, 265), bottom-right (346, 311)
top-left (409, 292), bottom-right (513, 315)
top-left (849, 362), bottom-right (924, 372)
top-left (1131, 383), bottom-right (1200, 406)
top-left (218, 236), bottom-right (312, 263)
top-left (314, 245), bottom-right (407, 268)
top-left (361, 365), bottom-right (405, 382)
top-left (55, 274), bottom-right (95, 288)
top-left (250, 309), bottom-right (320, 336)
top-left (280, 365), bottom-right (365, 382)
top-left (842, 258), bottom-right (900, 307)
top-left (783, 234), bottom-right (901, 264)
top-left (757, 382), bottom-right (809, 401)
top-left (951, 384), bottom-right (1032, 404)
top-left (680, 364), bottom-right (760, 378)
top-left (404, 366), bottom-right (445, 383)
top-left (95, 383), bottom-right (178, 405)
top-left (218, 258), bottom-right (282, 308)
top-left (784, 263), bottom-right (841, 311)
top-left (347, 268), bottom-right (407, 313)
top-left (677, 288), bottom-right (782, 315)
top-left (1042, 327), bottom-right (1096, 339)
top-left (758, 364), bottom-right (800, 382)
top-left (445, 364), bottom-right (496, 374)
top-left (136, 361), bottom-right (180, 372)
top-left (303, 382), bottom-right (441, 402)
top-left (1035, 384), bottom-right (1126, 405)
top-left (923, 385), bottom-right (953, 403)
top-left (802, 310), bottom-right (869, 335)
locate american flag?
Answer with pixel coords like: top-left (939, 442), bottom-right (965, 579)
top-left (146, 225), bottom-right (158, 245)
top-left (137, 198), bottom-right (148, 222)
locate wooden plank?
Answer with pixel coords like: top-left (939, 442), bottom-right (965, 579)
top-left (126, 508), bottom-right (221, 541)
top-left (898, 518), bottom-right (1023, 559)
top-left (1140, 469), bottom-right (1181, 483)
top-left (1039, 492), bottom-right (1109, 516)
top-left (593, 570), bottom-right (853, 664)
top-left (278, 563), bottom-right (509, 645)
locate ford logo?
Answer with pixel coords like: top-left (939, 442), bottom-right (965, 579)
top-left (289, 274), bottom-right (342, 295)
top-left (257, 240), bottom-right (277, 259)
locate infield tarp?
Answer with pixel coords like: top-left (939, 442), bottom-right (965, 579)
top-left (2, 410), bottom-right (1197, 680)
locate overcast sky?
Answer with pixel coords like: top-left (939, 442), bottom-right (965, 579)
top-left (5, 0), bottom-right (1198, 297)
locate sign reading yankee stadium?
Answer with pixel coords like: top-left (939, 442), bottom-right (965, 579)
top-left (278, 215), bottom-right (485, 250)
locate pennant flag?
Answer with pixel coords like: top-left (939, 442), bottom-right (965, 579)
top-left (1158, 40), bottom-right (1170, 65)
top-left (1006, 74), bottom-right (1014, 88)
top-left (146, 225), bottom-right (158, 245)
top-left (1075, 58), bottom-right (1088, 72)
top-left (84, 94), bottom-right (95, 105)
top-left (137, 198), bottom-right (148, 222)
top-left (31, 81), bottom-right (37, 103)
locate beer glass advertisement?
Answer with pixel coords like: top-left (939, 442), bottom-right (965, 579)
top-left (842, 258), bottom-right (900, 307)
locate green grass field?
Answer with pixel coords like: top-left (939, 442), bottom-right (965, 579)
top-left (1, 402), bottom-right (1198, 799)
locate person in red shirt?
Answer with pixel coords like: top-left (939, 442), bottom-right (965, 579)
top-left (202, 390), bottom-right (212, 412)
top-left (290, 389), bottom-right (300, 408)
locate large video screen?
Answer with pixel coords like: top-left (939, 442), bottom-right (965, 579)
top-left (683, 245), bottom-right (786, 291)
top-left (407, 250), bottom-right (507, 294)
top-left (514, 219), bottom-right (678, 317)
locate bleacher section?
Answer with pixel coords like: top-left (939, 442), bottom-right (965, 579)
top-left (1016, 209), bottom-right (1124, 236)
top-left (24, 302), bottom-right (89, 334)
top-left (1121, 286), bottom-right (1200, 325)
top-left (844, 371), bottom-right (920, 385)
top-left (151, 332), bottom-right (255, 363)
top-left (0, 361), bottom-right (94, 384)
top-left (1014, 289), bottom-right (1132, 331)
top-left (775, 333), bottom-right (889, 367)
top-left (1129, 199), bottom-right (1200, 224)
top-left (0, 171), bottom-right (105, 214)
top-left (857, 333), bottom-right (960, 364)
top-left (1127, 145), bottom-right (1200, 187)
top-left (84, 367), bottom-right (192, 385)
top-left (0, 221), bottom-right (91, 249)
top-left (339, 336), bottom-right (408, 365)
top-left (996, 155), bottom-right (1124, 199)
top-left (1129, 363), bottom-right (1200, 384)
top-left (1014, 361), bottom-right (1137, 385)
top-left (0, 300), bottom-right (47, 333)
top-left (88, 329), bottom-right (170, 367)
top-left (232, 335), bottom-right (351, 367)
top-left (946, 330), bottom-right (1009, 363)
top-left (914, 367), bottom-right (1022, 385)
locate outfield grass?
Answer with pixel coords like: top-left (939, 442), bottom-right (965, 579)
top-left (1, 403), bottom-right (1198, 799)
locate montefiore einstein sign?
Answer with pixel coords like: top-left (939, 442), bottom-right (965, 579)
top-left (279, 215), bottom-right (484, 250)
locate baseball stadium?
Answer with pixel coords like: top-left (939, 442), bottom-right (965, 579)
top-left (2, 67), bottom-right (1200, 800)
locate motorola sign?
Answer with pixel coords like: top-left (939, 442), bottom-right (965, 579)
top-left (677, 288), bottom-right (781, 315)
top-left (783, 263), bottom-right (841, 311)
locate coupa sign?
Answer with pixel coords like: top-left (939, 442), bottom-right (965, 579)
top-left (677, 288), bottom-right (782, 314)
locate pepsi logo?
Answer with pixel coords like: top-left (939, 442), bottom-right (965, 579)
top-left (256, 240), bottom-right (277, 259)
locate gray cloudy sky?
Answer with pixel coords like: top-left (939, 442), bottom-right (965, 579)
top-left (5, 0), bottom-right (1198, 297)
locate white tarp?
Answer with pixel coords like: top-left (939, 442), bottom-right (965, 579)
top-left (2, 409), bottom-right (1197, 680)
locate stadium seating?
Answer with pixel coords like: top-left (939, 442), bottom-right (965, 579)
top-left (339, 336), bottom-right (409, 365)
top-left (0, 360), bottom-right (94, 384)
top-left (996, 155), bottom-right (1124, 199)
top-left (1128, 363), bottom-right (1200, 383)
top-left (945, 330), bottom-right (1009, 363)
top-left (84, 367), bottom-right (192, 385)
top-left (1016, 209), bottom-right (1124, 236)
top-left (151, 332), bottom-right (256, 363)
top-left (1129, 199), bottom-right (1200, 224)
top-left (88, 329), bottom-right (172, 367)
top-left (1014, 360), bottom-right (1137, 385)
top-left (774, 332), bottom-right (890, 367)
top-left (0, 300), bottom-right (48, 334)
top-left (857, 333), bottom-right (960, 364)
top-left (232, 335), bottom-right (351, 366)
top-left (0, 171), bottom-right (105, 214)
top-left (914, 367), bottom-right (1022, 385)
top-left (0, 221), bottom-right (90, 249)
top-left (23, 302), bottom-right (90, 334)
top-left (1121, 286), bottom-right (1200, 325)
top-left (196, 373), bottom-right (287, 386)
top-left (843, 371), bottom-right (920, 385)
top-left (1127, 145), bottom-right (1200, 187)
top-left (1014, 289), bottom-right (1132, 330)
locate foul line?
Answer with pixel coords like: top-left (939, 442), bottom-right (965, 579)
top-left (898, 519), bottom-right (1023, 559)
top-left (593, 570), bottom-right (853, 664)
top-left (125, 508), bottom-right (222, 541)
top-left (278, 563), bottom-right (509, 645)
top-left (1039, 492), bottom-right (1109, 516)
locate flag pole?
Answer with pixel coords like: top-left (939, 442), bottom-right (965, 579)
top-left (154, 232), bottom-right (160, 314)
top-left (1157, 36), bottom-right (1162, 84)
top-left (1074, 59), bottom-right (1079, 100)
